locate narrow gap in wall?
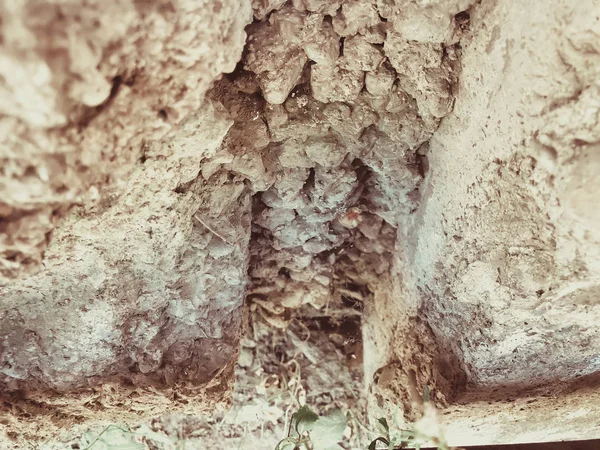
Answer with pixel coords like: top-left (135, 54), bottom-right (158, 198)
top-left (196, 1), bottom-right (467, 440)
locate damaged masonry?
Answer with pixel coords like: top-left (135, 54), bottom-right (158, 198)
top-left (1, 0), bottom-right (600, 448)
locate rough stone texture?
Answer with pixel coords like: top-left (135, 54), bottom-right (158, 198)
top-left (364, 0), bottom-right (600, 445)
top-left (0, 0), bottom-right (252, 280)
top-left (2, 0), bottom-right (600, 447)
top-left (417, 0), bottom-right (600, 392)
top-left (378, 0), bottom-right (473, 43)
top-left (0, 0), bottom-right (253, 439)
top-left (234, 0), bottom-right (465, 347)
top-left (2, 0), bottom-right (467, 439)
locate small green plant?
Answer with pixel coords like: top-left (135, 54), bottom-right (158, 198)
top-left (366, 388), bottom-right (449, 449)
top-left (367, 413), bottom-right (448, 450)
top-left (79, 391), bottom-right (450, 450)
top-left (275, 405), bottom-right (348, 450)
top-left (277, 387), bottom-right (451, 450)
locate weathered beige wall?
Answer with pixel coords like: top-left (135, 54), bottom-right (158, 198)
top-left (364, 0), bottom-right (600, 445)
top-left (1, 0), bottom-right (599, 447)
top-left (0, 0), bottom-right (253, 439)
top-left (0, 0), bottom-right (474, 441)
top-left (0, 0), bottom-right (252, 279)
top-left (414, 0), bottom-right (600, 390)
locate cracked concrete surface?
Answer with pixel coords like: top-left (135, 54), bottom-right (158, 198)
top-left (1, 0), bottom-right (599, 447)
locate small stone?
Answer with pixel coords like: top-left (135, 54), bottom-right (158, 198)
top-left (358, 213), bottom-right (384, 239)
top-left (332, 0), bottom-right (380, 36)
top-left (311, 57), bottom-right (365, 103)
top-left (361, 22), bottom-right (387, 44)
top-left (391, 5), bottom-right (455, 43)
top-left (303, 239), bottom-right (331, 253)
top-left (258, 52), bottom-right (308, 104)
top-left (278, 139), bottom-right (315, 168)
top-left (313, 274), bottom-right (331, 286)
top-left (252, 0), bottom-right (287, 20)
top-left (292, 0), bottom-right (342, 15)
top-left (337, 207), bottom-right (363, 229)
top-left (257, 207), bottom-right (296, 230)
top-left (329, 333), bottom-right (345, 346)
top-left (303, 21), bottom-right (340, 64)
top-left (344, 35), bottom-right (384, 71)
top-left (304, 136), bottom-right (347, 168)
top-left (289, 269), bottom-right (315, 282)
top-left (366, 65), bottom-right (396, 96)
top-left (241, 338), bottom-right (257, 349)
top-left (238, 347), bottom-right (254, 368)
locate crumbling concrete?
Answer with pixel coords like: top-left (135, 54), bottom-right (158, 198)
top-left (1, 0), bottom-right (599, 447)
top-left (0, 0), bottom-right (253, 439)
top-left (364, 0), bottom-right (600, 445)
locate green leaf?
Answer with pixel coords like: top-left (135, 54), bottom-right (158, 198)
top-left (275, 437), bottom-right (300, 450)
top-left (309, 409), bottom-right (347, 450)
top-left (293, 405), bottom-right (319, 435)
top-left (368, 437), bottom-right (389, 450)
top-left (376, 417), bottom-right (389, 435)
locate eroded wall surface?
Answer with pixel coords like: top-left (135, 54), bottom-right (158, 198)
top-left (364, 0), bottom-right (600, 444)
top-left (0, 0), bottom-right (252, 279)
top-left (0, 0), bottom-right (254, 436)
top-left (1, 0), bottom-right (599, 446)
top-left (415, 0), bottom-right (600, 393)
top-left (0, 0), bottom-right (479, 439)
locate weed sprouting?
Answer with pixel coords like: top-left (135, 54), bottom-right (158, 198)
top-left (275, 387), bottom-right (453, 450)
top-left (275, 405), bottom-right (347, 450)
top-left (80, 394), bottom-right (453, 450)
